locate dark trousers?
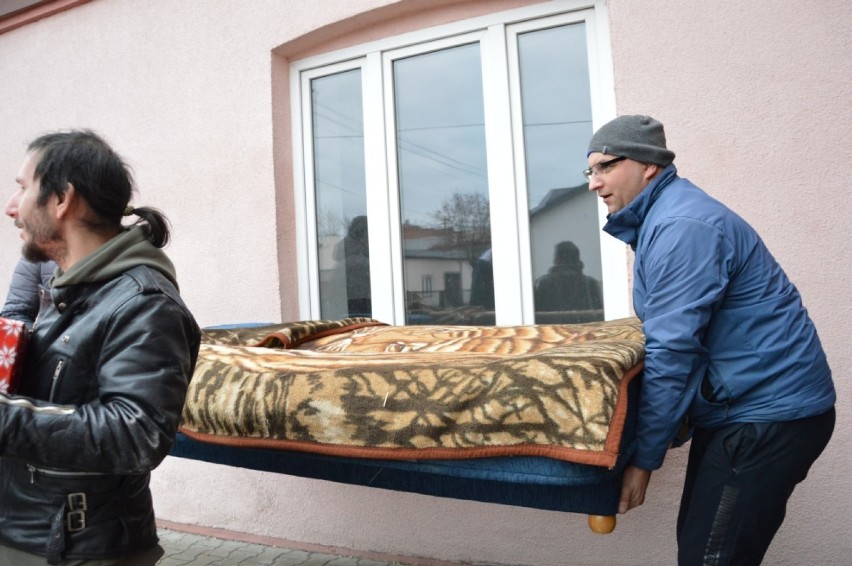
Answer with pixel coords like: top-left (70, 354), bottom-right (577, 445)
top-left (0, 544), bottom-right (163, 565)
top-left (677, 407), bottom-right (835, 566)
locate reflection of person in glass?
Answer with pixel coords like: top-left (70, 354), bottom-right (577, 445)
top-left (534, 241), bottom-right (602, 312)
top-left (334, 215), bottom-right (371, 317)
top-left (469, 248), bottom-right (494, 309)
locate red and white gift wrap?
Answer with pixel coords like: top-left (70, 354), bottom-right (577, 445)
top-left (0, 318), bottom-right (29, 394)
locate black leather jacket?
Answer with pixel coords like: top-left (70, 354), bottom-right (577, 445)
top-left (0, 263), bottom-right (200, 562)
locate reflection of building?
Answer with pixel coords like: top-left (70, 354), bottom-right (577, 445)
top-left (393, 184), bottom-right (598, 317)
top-left (323, 224), bottom-right (479, 315)
top-left (529, 183), bottom-right (601, 283)
top-left (402, 224), bottom-right (475, 309)
top-left (319, 184), bottom-right (597, 321)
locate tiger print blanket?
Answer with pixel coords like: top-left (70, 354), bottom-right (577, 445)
top-left (179, 317), bottom-right (645, 468)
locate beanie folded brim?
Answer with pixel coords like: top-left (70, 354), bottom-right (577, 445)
top-left (587, 115), bottom-right (675, 167)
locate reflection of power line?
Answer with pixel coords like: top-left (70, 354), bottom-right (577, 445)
top-left (397, 122), bottom-right (484, 132)
top-left (523, 119), bottom-right (591, 127)
top-left (310, 97), bottom-right (368, 200)
top-left (396, 122), bottom-right (487, 180)
top-left (311, 80), bottom-right (364, 132)
top-left (313, 100), bottom-right (487, 181)
top-left (315, 134), bottom-right (364, 139)
top-left (397, 134), bottom-right (487, 180)
top-left (316, 179), bottom-right (364, 199)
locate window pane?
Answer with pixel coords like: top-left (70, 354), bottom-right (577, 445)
top-left (312, 69), bottom-right (372, 319)
top-left (394, 43), bottom-right (493, 325)
top-left (518, 23), bottom-right (603, 324)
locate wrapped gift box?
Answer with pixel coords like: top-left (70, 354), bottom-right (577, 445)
top-left (0, 318), bottom-right (29, 394)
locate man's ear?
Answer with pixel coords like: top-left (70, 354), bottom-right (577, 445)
top-left (54, 182), bottom-right (75, 220)
top-left (642, 163), bottom-right (660, 182)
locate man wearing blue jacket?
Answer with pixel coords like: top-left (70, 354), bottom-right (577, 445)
top-left (1, 257), bottom-right (56, 325)
top-left (586, 115), bottom-right (835, 565)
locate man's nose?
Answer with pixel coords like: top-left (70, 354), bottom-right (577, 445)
top-left (5, 192), bottom-right (20, 218)
top-left (587, 175), bottom-right (603, 191)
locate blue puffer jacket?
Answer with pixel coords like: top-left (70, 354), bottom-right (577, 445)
top-left (604, 165), bottom-right (835, 471)
top-left (1, 257), bottom-right (56, 326)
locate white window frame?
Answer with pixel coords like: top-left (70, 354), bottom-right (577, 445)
top-left (291, 0), bottom-right (625, 325)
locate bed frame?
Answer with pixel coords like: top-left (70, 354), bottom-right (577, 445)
top-left (169, 319), bottom-right (641, 533)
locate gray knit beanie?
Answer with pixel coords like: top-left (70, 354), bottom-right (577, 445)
top-left (587, 115), bottom-right (675, 166)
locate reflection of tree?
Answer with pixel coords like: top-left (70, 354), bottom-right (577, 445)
top-left (317, 210), bottom-right (353, 239)
top-left (432, 192), bottom-right (491, 266)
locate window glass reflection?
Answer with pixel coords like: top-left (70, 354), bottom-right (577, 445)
top-left (518, 23), bottom-right (604, 324)
top-left (393, 43), bottom-right (493, 325)
top-left (311, 69), bottom-right (372, 319)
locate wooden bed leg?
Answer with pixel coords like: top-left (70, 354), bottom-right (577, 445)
top-left (587, 514), bottom-right (617, 534)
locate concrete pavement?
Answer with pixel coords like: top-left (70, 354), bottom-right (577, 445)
top-left (156, 527), bottom-right (401, 566)
top-left (155, 523), bottom-right (466, 566)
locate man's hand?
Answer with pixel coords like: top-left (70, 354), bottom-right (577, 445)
top-left (618, 465), bottom-right (652, 514)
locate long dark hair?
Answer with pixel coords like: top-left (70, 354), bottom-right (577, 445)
top-left (28, 129), bottom-right (170, 247)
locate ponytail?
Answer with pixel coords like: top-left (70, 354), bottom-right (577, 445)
top-left (124, 206), bottom-right (171, 248)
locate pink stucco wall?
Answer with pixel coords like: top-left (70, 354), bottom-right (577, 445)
top-left (0, 1), bottom-right (849, 564)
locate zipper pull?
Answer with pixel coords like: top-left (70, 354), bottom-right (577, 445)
top-left (48, 359), bottom-right (65, 402)
top-left (52, 360), bottom-right (65, 381)
top-left (26, 464), bottom-right (35, 484)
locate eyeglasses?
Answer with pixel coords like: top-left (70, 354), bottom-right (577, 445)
top-left (583, 156), bottom-right (626, 181)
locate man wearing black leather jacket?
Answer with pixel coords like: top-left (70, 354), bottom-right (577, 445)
top-left (0, 130), bottom-right (200, 565)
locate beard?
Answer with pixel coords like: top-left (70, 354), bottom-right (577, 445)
top-left (19, 208), bottom-right (62, 264)
top-left (22, 240), bottom-right (53, 263)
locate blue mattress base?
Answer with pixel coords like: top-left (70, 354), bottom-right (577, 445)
top-left (170, 433), bottom-right (634, 515)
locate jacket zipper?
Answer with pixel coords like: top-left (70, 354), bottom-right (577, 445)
top-left (30, 359), bottom-right (103, 483)
top-left (48, 359), bottom-right (65, 402)
top-left (26, 464), bottom-right (107, 484)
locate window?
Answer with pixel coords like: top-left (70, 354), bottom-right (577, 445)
top-left (310, 69), bottom-right (371, 319)
top-left (292, 0), bottom-right (625, 325)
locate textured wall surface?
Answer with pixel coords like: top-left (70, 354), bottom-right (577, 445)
top-left (0, 1), bottom-right (849, 564)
